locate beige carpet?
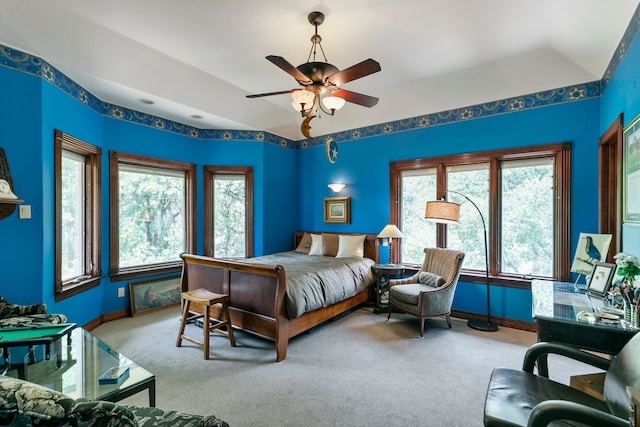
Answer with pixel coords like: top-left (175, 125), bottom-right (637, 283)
top-left (92, 304), bottom-right (594, 427)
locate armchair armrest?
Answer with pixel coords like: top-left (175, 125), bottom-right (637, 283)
top-left (389, 273), bottom-right (419, 287)
top-left (527, 400), bottom-right (628, 427)
top-left (522, 342), bottom-right (611, 373)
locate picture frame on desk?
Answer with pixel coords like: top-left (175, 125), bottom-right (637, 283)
top-left (586, 262), bottom-right (616, 296)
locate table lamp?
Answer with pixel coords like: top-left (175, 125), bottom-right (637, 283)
top-left (377, 224), bottom-right (404, 264)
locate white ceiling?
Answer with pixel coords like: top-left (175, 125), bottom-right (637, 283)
top-left (0, 1), bottom-right (638, 141)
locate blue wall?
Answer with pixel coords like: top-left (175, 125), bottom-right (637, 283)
top-left (0, 13), bottom-right (639, 326)
top-left (601, 18), bottom-right (640, 257)
top-left (297, 99), bottom-right (601, 322)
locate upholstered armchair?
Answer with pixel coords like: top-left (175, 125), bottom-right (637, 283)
top-left (0, 296), bottom-right (67, 328)
top-left (387, 248), bottom-right (464, 337)
top-left (483, 332), bottom-right (640, 427)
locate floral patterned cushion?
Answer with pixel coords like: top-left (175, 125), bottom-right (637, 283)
top-left (124, 406), bottom-right (229, 427)
top-left (418, 271), bottom-right (445, 287)
top-left (0, 376), bottom-right (228, 427)
top-left (0, 375), bottom-right (77, 424)
top-left (0, 296), bottom-right (67, 329)
top-left (0, 296), bottom-right (47, 318)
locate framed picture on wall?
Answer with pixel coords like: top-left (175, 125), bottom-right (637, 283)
top-left (624, 114), bottom-right (640, 223)
top-left (324, 196), bottom-right (350, 224)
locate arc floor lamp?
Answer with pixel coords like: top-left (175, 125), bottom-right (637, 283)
top-left (424, 190), bottom-right (498, 332)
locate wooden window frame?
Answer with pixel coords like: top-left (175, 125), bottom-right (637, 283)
top-left (54, 130), bottom-right (102, 301)
top-left (109, 151), bottom-right (196, 281)
top-left (390, 142), bottom-right (571, 288)
top-left (598, 114), bottom-right (623, 263)
top-left (203, 165), bottom-right (254, 258)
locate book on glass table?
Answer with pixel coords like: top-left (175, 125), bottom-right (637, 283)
top-left (98, 366), bottom-right (130, 385)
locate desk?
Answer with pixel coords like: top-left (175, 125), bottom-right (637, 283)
top-left (532, 280), bottom-right (637, 377)
top-left (3, 327), bottom-right (156, 406)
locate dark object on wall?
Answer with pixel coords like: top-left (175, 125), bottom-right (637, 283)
top-left (0, 147), bottom-right (23, 219)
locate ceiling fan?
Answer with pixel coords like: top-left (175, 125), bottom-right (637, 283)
top-left (246, 11), bottom-right (381, 140)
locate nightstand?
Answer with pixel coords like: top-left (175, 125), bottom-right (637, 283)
top-left (371, 264), bottom-right (408, 313)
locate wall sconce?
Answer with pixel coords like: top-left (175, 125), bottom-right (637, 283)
top-left (327, 183), bottom-right (346, 193)
top-left (377, 224), bottom-right (404, 264)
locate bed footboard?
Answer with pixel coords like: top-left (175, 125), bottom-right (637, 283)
top-left (179, 253), bottom-right (290, 361)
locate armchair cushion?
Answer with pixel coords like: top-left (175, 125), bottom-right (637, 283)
top-left (484, 368), bottom-right (608, 427)
top-left (417, 271), bottom-right (444, 287)
top-left (390, 284), bottom-right (437, 305)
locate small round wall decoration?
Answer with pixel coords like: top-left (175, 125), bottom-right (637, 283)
top-left (325, 138), bottom-right (338, 163)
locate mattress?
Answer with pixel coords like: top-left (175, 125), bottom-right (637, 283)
top-left (241, 251), bottom-right (375, 318)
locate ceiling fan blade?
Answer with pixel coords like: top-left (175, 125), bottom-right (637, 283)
top-left (266, 55), bottom-right (312, 85)
top-left (246, 89), bottom-right (295, 99)
top-left (332, 89), bottom-right (379, 108)
top-left (327, 59), bottom-right (381, 86)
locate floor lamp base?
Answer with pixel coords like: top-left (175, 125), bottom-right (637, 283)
top-left (467, 319), bottom-right (498, 332)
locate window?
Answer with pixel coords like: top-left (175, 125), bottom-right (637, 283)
top-left (54, 130), bottom-right (101, 300)
top-left (109, 151), bottom-right (195, 280)
top-left (203, 166), bottom-right (253, 258)
top-left (400, 169), bottom-right (437, 263)
top-left (391, 143), bottom-right (571, 283)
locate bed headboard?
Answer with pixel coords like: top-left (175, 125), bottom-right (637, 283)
top-left (294, 231), bottom-right (379, 263)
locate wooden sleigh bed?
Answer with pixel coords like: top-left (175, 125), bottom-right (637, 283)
top-left (179, 231), bottom-right (379, 361)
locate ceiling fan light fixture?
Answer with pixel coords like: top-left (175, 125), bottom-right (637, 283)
top-left (246, 11), bottom-right (381, 139)
top-left (291, 89), bottom-right (315, 112)
top-left (322, 95), bottom-right (345, 112)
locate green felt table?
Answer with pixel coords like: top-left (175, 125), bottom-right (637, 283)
top-left (0, 324), bottom-right (76, 346)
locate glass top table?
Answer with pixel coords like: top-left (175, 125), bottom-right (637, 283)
top-left (531, 280), bottom-right (638, 376)
top-left (3, 327), bottom-right (155, 406)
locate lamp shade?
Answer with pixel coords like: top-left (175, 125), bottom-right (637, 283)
top-left (377, 224), bottom-right (404, 239)
top-left (322, 95), bottom-right (346, 111)
top-left (291, 89), bottom-right (315, 111)
top-left (327, 183), bottom-right (346, 193)
top-left (425, 200), bottom-right (460, 224)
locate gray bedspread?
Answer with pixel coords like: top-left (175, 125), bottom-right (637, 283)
top-left (240, 251), bottom-right (375, 319)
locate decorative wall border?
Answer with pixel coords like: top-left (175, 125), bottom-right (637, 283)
top-left (0, 1), bottom-right (638, 151)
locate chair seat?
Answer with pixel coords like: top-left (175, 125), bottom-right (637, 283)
top-left (484, 368), bottom-right (609, 427)
top-left (389, 284), bottom-right (436, 305)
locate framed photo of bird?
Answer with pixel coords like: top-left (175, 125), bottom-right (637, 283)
top-left (586, 262), bottom-right (616, 296)
top-left (570, 232), bottom-right (613, 276)
top-left (623, 114), bottom-right (640, 223)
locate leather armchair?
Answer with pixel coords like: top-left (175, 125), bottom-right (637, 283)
top-left (483, 331), bottom-right (640, 426)
top-left (387, 248), bottom-right (464, 337)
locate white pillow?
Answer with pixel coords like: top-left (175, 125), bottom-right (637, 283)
top-left (308, 233), bottom-right (324, 256)
top-left (336, 234), bottom-right (366, 258)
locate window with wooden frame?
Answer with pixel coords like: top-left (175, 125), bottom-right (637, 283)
top-left (390, 142), bottom-right (571, 285)
top-left (203, 166), bottom-right (254, 258)
top-left (109, 151), bottom-right (196, 281)
top-left (54, 130), bottom-right (102, 300)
